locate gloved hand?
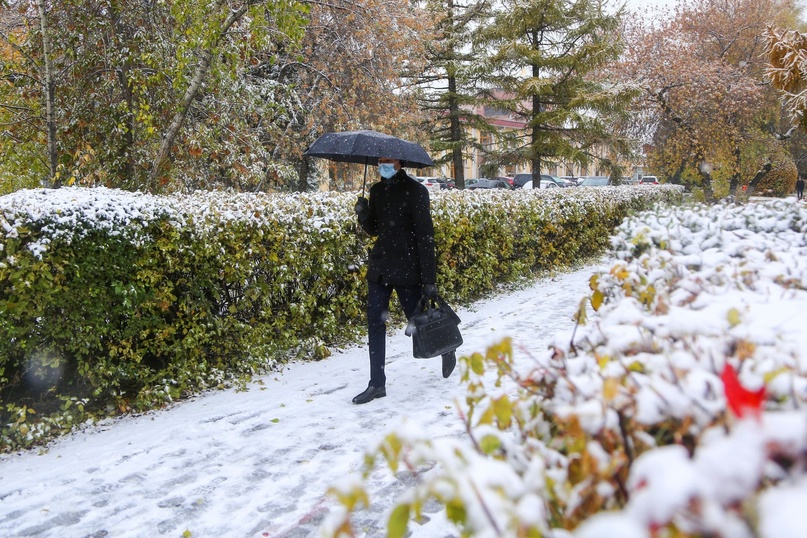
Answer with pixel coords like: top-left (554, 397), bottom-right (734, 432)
top-left (423, 283), bottom-right (438, 299)
top-left (354, 197), bottom-right (369, 221)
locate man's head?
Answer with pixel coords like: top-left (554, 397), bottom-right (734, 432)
top-left (378, 157), bottom-right (401, 179)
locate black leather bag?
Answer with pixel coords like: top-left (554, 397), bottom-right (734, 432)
top-left (405, 295), bottom-right (463, 359)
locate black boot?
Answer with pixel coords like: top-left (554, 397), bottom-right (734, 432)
top-left (352, 385), bottom-right (386, 404)
top-left (442, 351), bottom-right (456, 378)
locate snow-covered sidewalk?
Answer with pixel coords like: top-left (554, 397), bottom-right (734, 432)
top-left (0, 264), bottom-right (597, 538)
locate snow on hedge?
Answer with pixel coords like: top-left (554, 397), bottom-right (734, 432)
top-left (323, 198), bottom-right (807, 538)
top-left (0, 184), bottom-right (680, 257)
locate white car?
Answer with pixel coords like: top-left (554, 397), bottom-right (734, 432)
top-left (414, 176), bottom-right (442, 192)
top-left (522, 179), bottom-right (559, 189)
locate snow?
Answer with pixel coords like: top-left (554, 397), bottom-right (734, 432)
top-left (2, 193), bottom-right (807, 537)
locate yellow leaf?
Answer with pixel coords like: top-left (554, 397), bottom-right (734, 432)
top-left (627, 361), bottom-right (646, 373)
top-left (591, 289), bottom-right (604, 311)
top-left (727, 308), bottom-right (742, 327)
top-left (764, 367), bottom-right (789, 384)
top-left (603, 377), bottom-right (619, 402)
top-left (493, 396), bottom-right (513, 427)
top-left (574, 297), bottom-right (588, 324)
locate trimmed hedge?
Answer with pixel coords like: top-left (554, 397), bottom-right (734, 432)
top-left (0, 185), bottom-right (682, 450)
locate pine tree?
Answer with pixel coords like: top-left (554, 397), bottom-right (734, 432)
top-left (478, 0), bottom-right (636, 182)
top-left (416, 0), bottom-right (495, 188)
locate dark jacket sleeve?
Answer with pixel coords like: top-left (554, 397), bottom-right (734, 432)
top-left (413, 186), bottom-right (437, 285)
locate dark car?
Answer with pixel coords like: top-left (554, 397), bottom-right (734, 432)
top-left (467, 178), bottom-right (513, 190)
top-left (513, 173), bottom-right (533, 188)
top-left (494, 176), bottom-right (515, 187)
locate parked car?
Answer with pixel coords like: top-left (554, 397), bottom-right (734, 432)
top-left (495, 176), bottom-right (515, 187)
top-left (522, 179), bottom-right (559, 189)
top-left (513, 174), bottom-right (568, 188)
top-left (429, 177), bottom-right (455, 189)
top-left (513, 173), bottom-right (533, 188)
top-left (559, 176), bottom-right (579, 186)
top-left (467, 178), bottom-right (513, 190)
top-left (550, 175), bottom-right (574, 187)
top-left (414, 176), bottom-right (441, 192)
top-left (640, 175), bottom-right (659, 185)
top-left (579, 176), bottom-right (611, 186)
top-left (465, 178), bottom-right (483, 187)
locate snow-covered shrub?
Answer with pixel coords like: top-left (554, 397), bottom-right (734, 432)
top-left (0, 184), bottom-right (680, 451)
top-left (324, 198), bottom-right (807, 538)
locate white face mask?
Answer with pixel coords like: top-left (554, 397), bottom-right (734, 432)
top-left (379, 163), bottom-right (397, 179)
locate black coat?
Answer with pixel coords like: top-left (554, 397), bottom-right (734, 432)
top-left (358, 169), bottom-right (437, 286)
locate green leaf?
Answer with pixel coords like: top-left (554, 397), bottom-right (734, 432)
top-left (387, 503), bottom-right (411, 538)
top-left (470, 353), bottom-right (485, 375)
top-left (480, 434), bottom-right (501, 454)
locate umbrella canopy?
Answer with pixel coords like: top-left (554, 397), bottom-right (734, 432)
top-left (303, 129), bottom-right (434, 169)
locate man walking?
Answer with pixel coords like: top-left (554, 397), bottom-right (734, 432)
top-left (352, 157), bottom-right (456, 405)
top-left (797, 175), bottom-right (805, 201)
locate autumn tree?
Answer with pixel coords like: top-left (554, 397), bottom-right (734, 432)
top-left (0, 0), bottom-right (310, 193)
top-left (271, 0), bottom-right (430, 192)
top-left (619, 0), bottom-right (798, 200)
top-left (475, 0), bottom-right (636, 183)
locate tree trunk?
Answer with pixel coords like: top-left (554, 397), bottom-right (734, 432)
top-left (746, 161), bottom-right (772, 196)
top-left (109, 2), bottom-right (137, 183)
top-left (530, 45), bottom-right (542, 183)
top-left (697, 155), bottom-right (714, 202)
top-left (298, 157), bottom-right (310, 192)
top-left (37, 0), bottom-right (58, 188)
top-left (531, 92), bottom-right (542, 183)
top-left (728, 146), bottom-right (741, 196)
top-left (448, 74), bottom-right (464, 188)
top-left (148, 1), bottom-right (250, 191)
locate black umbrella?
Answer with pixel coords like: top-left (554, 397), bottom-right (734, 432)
top-left (304, 129), bottom-right (434, 195)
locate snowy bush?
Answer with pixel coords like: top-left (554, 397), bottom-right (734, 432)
top-left (0, 184), bottom-right (680, 451)
top-left (324, 198), bottom-right (807, 538)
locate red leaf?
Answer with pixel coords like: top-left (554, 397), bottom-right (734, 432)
top-left (721, 362), bottom-right (765, 419)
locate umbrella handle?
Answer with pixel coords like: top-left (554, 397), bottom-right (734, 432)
top-left (356, 160), bottom-right (369, 237)
top-left (361, 159), bottom-right (368, 198)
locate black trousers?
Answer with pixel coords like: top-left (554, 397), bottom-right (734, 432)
top-left (367, 280), bottom-right (422, 388)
